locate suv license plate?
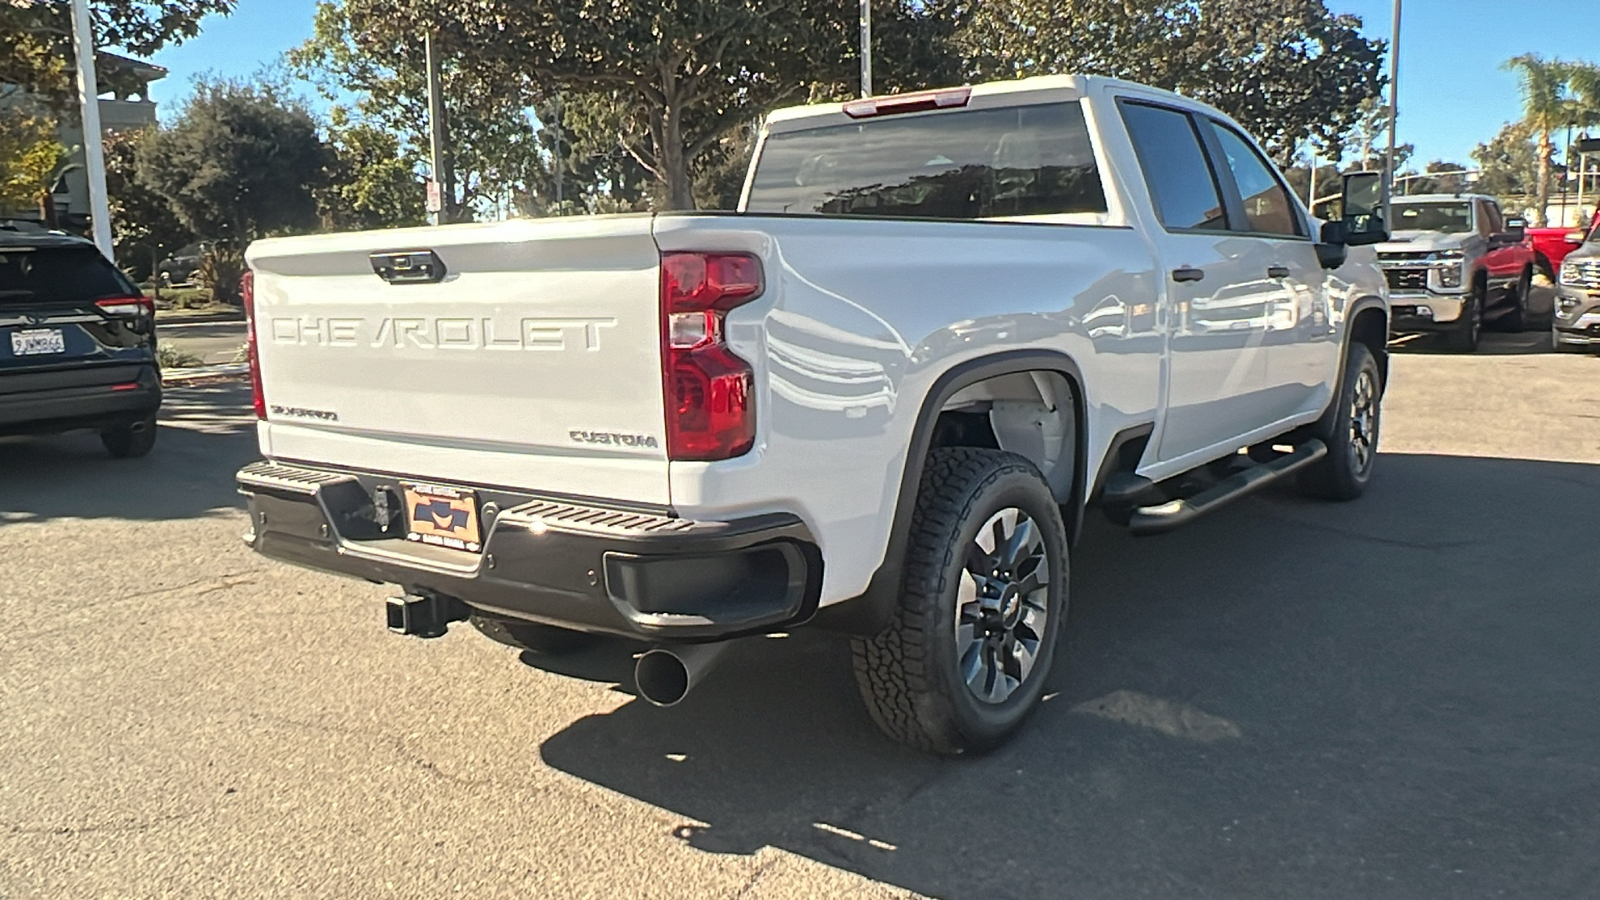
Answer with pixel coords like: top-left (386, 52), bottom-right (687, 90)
top-left (401, 482), bottom-right (483, 553)
top-left (11, 328), bottom-right (65, 356)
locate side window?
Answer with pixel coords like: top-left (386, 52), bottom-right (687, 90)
top-left (1482, 201), bottom-right (1504, 235)
top-left (1119, 102), bottom-right (1228, 231)
top-left (1206, 121), bottom-right (1304, 237)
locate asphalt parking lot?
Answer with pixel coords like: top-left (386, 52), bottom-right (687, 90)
top-left (156, 320), bottom-right (247, 366)
top-left (3, 333), bottom-right (1598, 899)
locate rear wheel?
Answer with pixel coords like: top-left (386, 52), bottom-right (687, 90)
top-left (101, 414), bottom-right (158, 458)
top-left (851, 448), bottom-right (1067, 755)
top-left (1298, 343), bottom-right (1381, 501)
top-left (1498, 268), bottom-right (1533, 332)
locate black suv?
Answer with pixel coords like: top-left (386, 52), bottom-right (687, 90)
top-left (0, 228), bottom-right (161, 457)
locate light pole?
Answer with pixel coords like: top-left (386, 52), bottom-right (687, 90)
top-left (425, 33), bottom-right (451, 225)
top-left (1382, 0), bottom-right (1401, 223)
top-left (70, 0), bottom-right (113, 260)
top-left (859, 0), bottom-right (873, 98)
top-left (1560, 119), bottom-right (1576, 225)
top-left (1306, 140), bottom-right (1318, 210)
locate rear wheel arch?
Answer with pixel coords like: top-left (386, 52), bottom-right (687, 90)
top-left (814, 350), bottom-right (1087, 635)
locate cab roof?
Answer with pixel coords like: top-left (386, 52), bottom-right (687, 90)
top-left (763, 74), bottom-right (1225, 133)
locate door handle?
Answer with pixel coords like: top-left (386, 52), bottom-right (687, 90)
top-left (1267, 265), bottom-right (1291, 279)
top-left (1171, 267), bottom-right (1205, 283)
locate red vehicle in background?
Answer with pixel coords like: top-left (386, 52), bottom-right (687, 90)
top-left (1529, 220), bottom-right (1597, 280)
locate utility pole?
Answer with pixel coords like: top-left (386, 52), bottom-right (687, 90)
top-left (1560, 120), bottom-right (1576, 226)
top-left (425, 33), bottom-right (451, 225)
top-left (859, 0), bottom-right (872, 98)
top-left (1306, 142), bottom-right (1318, 211)
top-left (1382, 0), bottom-right (1401, 223)
top-left (554, 91), bottom-right (563, 209)
top-left (70, 0), bottom-right (112, 260)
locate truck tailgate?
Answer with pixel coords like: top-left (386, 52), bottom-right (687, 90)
top-left (246, 217), bottom-right (670, 507)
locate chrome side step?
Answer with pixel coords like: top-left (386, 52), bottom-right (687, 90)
top-left (1127, 440), bottom-right (1328, 537)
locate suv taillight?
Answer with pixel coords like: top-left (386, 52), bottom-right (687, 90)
top-left (660, 252), bottom-right (761, 461)
top-left (95, 296), bottom-right (154, 317)
top-left (242, 269), bottom-right (265, 419)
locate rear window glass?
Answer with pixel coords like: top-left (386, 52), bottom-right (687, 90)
top-left (745, 102), bottom-right (1107, 220)
top-left (0, 246), bottom-right (138, 305)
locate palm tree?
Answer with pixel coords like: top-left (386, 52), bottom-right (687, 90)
top-left (1504, 54), bottom-right (1581, 226)
top-left (1571, 63), bottom-right (1600, 225)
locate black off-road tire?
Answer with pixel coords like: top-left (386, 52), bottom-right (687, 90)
top-left (101, 415), bottom-right (158, 458)
top-left (1441, 280), bottom-right (1483, 352)
top-left (1298, 343), bottom-right (1381, 501)
top-left (1494, 267), bottom-right (1533, 333)
top-left (850, 448), bottom-right (1068, 756)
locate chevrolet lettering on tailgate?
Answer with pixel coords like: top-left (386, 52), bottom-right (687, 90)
top-left (269, 316), bottom-right (618, 351)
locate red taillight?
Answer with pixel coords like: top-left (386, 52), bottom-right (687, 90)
top-left (242, 269), bottom-right (265, 419)
top-left (95, 296), bottom-right (154, 317)
top-left (660, 252), bottom-right (761, 461)
top-left (842, 87), bottom-right (971, 119)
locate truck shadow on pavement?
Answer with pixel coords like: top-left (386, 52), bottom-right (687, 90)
top-left (0, 382), bottom-right (258, 524)
top-left (536, 452), bottom-right (1600, 900)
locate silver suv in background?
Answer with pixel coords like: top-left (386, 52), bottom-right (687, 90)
top-left (1377, 194), bottom-right (1540, 352)
top-left (1553, 219), bottom-right (1600, 352)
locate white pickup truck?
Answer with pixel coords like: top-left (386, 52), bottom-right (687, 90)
top-left (239, 75), bottom-right (1390, 755)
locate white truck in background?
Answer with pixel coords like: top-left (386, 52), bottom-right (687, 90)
top-left (238, 75), bottom-right (1390, 755)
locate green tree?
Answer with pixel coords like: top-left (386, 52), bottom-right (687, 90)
top-left (138, 78), bottom-right (331, 242)
top-left (1398, 160), bottom-right (1474, 198)
top-left (288, 0), bottom-right (546, 222)
top-left (511, 93), bottom-right (655, 217)
top-left (320, 110), bottom-right (426, 231)
top-left (1471, 122), bottom-right (1537, 198)
top-left (0, 97), bottom-right (66, 218)
top-left (103, 127), bottom-right (192, 283)
top-left (957, 0), bottom-right (1386, 163)
top-left (331, 0), bottom-right (960, 209)
top-left (1503, 54), bottom-right (1597, 226)
top-left (1, 1), bottom-right (234, 112)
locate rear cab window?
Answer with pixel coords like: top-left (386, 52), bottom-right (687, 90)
top-left (0, 245), bottom-right (139, 306)
top-left (745, 102), bottom-right (1108, 223)
top-left (1117, 101), bottom-right (1229, 232)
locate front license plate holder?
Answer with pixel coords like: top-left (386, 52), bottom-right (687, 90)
top-left (401, 482), bottom-right (483, 553)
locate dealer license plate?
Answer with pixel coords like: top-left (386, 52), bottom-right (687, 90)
top-left (401, 482), bottom-right (483, 553)
top-left (10, 328), bottom-right (65, 356)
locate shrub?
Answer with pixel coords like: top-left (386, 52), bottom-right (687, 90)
top-left (156, 345), bottom-right (204, 368)
top-left (196, 246), bottom-right (246, 305)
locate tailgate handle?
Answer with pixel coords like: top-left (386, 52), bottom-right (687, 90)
top-left (370, 250), bottom-right (447, 285)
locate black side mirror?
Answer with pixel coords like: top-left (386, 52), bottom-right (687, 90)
top-left (1339, 172), bottom-right (1388, 246)
top-left (1493, 217), bottom-right (1527, 244)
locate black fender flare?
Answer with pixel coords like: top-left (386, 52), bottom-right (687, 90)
top-left (1298, 295), bottom-right (1387, 444)
top-left (812, 349), bottom-right (1087, 636)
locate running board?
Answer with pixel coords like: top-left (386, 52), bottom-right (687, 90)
top-left (1127, 440), bottom-right (1328, 537)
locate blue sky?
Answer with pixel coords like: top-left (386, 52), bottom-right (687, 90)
top-left (143, 0), bottom-right (1598, 167)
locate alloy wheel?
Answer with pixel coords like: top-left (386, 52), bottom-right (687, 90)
top-left (1349, 368), bottom-right (1379, 475)
top-left (955, 507), bottom-right (1051, 704)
